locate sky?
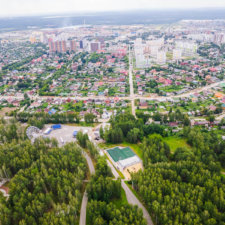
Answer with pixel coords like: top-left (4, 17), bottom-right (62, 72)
top-left (1, 0), bottom-right (225, 17)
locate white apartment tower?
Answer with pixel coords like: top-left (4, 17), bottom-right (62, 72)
top-left (134, 38), bottom-right (150, 68)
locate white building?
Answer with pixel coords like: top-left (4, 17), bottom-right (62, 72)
top-left (173, 49), bottom-right (182, 61)
top-left (176, 41), bottom-right (198, 57)
top-left (187, 33), bottom-right (214, 42)
top-left (149, 46), bottom-right (159, 58)
top-left (156, 51), bottom-right (167, 64)
top-left (147, 38), bottom-right (164, 48)
top-left (134, 38), bottom-right (150, 68)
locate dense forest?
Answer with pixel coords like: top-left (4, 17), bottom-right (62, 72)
top-left (0, 119), bottom-right (87, 225)
top-left (101, 112), bottom-right (225, 224)
top-left (101, 111), bottom-right (190, 144)
top-left (86, 157), bottom-right (147, 225)
top-left (87, 200), bottom-right (147, 225)
top-left (0, 118), bottom-right (147, 225)
top-left (1, 112), bottom-right (225, 224)
top-left (14, 111), bottom-right (97, 129)
top-left (130, 129), bottom-right (225, 225)
top-left (15, 111), bottom-right (80, 129)
top-left (76, 131), bottom-right (147, 224)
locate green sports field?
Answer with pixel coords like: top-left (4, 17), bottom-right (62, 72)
top-left (107, 147), bottom-right (135, 162)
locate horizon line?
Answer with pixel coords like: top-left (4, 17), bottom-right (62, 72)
top-left (1, 7), bottom-right (225, 19)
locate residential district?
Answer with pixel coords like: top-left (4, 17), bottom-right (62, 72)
top-left (0, 19), bottom-right (225, 225)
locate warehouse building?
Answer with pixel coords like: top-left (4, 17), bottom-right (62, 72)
top-left (106, 146), bottom-right (143, 179)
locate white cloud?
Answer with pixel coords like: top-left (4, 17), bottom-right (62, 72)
top-left (0, 0), bottom-right (225, 17)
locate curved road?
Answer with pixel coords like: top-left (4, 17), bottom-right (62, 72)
top-left (80, 151), bottom-right (153, 225)
top-left (106, 159), bottom-right (154, 225)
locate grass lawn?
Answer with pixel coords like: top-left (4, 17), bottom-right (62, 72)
top-left (221, 168), bottom-right (225, 177)
top-left (111, 187), bottom-right (128, 208)
top-left (164, 136), bottom-right (192, 153)
top-left (86, 206), bottom-right (91, 225)
top-left (98, 142), bottom-right (119, 150)
top-left (66, 122), bottom-right (98, 127)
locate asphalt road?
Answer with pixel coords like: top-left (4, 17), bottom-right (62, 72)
top-left (107, 159), bottom-right (120, 179)
top-left (79, 191), bottom-right (88, 225)
top-left (82, 151), bottom-right (95, 175)
top-left (79, 152), bottom-right (95, 225)
top-left (106, 158), bottom-right (153, 225)
top-left (128, 46), bottom-right (136, 117)
top-left (121, 180), bottom-right (154, 225)
top-left (1, 79), bottom-right (224, 103)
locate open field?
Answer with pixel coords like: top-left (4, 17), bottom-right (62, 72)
top-left (164, 136), bottom-right (192, 152)
top-left (111, 187), bottom-right (128, 208)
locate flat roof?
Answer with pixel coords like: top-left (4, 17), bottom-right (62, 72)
top-left (106, 146), bottom-right (135, 162)
top-left (118, 155), bottom-right (141, 169)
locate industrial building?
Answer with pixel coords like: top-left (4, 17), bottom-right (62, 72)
top-left (106, 146), bottom-right (143, 180)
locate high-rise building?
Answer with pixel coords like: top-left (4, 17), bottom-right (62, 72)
top-left (55, 41), bottom-right (61, 52)
top-left (70, 40), bottom-right (76, 52)
top-left (134, 38), bottom-right (150, 68)
top-left (90, 42), bottom-right (101, 52)
top-left (30, 36), bottom-right (37, 43)
top-left (48, 40), bottom-right (67, 53)
top-left (150, 46), bottom-right (159, 58)
top-left (40, 33), bottom-right (48, 44)
top-left (173, 49), bottom-right (182, 61)
top-left (48, 39), bottom-right (56, 52)
top-left (80, 40), bottom-right (83, 49)
top-left (213, 33), bottom-right (225, 44)
top-left (157, 51), bottom-right (166, 64)
top-left (175, 41), bottom-right (198, 57)
top-left (147, 38), bottom-right (164, 48)
top-left (61, 40), bottom-right (67, 53)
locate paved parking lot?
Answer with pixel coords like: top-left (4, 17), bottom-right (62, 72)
top-left (36, 125), bottom-right (93, 146)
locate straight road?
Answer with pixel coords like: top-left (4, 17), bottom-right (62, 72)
top-left (129, 45), bottom-right (136, 117)
top-left (0, 79), bottom-right (224, 103)
top-left (82, 151), bottom-right (95, 175)
top-left (107, 159), bottom-right (120, 179)
top-left (79, 191), bottom-right (88, 225)
top-left (121, 180), bottom-right (154, 225)
top-left (79, 152), bottom-right (95, 225)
